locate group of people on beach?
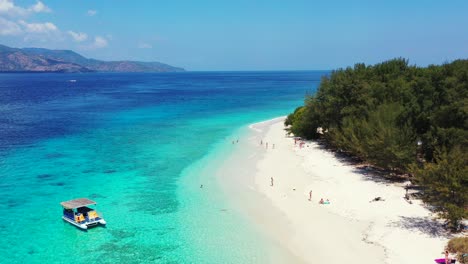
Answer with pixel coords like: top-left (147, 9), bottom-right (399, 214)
top-left (260, 140), bottom-right (274, 149)
top-left (308, 191), bottom-right (330, 203)
top-left (319, 198), bottom-right (330, 204)
top-left (266, 140), bottom-right (333, 205)
top-left (294, 138), bottom-right (307, 148)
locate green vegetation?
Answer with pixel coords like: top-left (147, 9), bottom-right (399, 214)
top-left (447, 237), bottom-right (468, 263)
top-left (286, 58), bottom-right (467, 230)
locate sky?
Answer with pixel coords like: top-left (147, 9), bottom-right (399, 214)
top-left (0, 0), bottom-right (467, 71)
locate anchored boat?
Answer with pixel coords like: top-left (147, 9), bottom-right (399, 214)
top-left (60, 198), bottom-right (106, 230)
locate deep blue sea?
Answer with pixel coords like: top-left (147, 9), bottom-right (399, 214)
top-left (0, 71), bottom-right (325, 263)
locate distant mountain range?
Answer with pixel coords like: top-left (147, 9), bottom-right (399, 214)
top-left (0, 44), bottom-right (184, 73)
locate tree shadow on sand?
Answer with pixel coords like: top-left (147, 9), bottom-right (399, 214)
top-left (313, 139), bottom-right (410, 184)
top-left (352, 167), bottom-right (399, 184)
top-left (389, 216), bottom-right (448, 238)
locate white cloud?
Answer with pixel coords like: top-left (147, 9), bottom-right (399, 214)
top-left (0, 17), bottom-right (22, 35)
top-left (80, 36), bottom-right (108, 50)
top-left (90, 36), bottom-right (108, 49)
top-left (19, 20), bottom-right (58, 33)
top-left (87, 9), bottom-right (97, 16)
top-left (0, 0), bottom-right (51, 16)
top-left (30, 1), bottom-right (51, 13)
top-left (0, 0), bottom-right (27, 16)
top-left (138, 43), bottom-right (152, 49)
top-left (0, 0), bottom-right (15, 12)
top-left (68, 30), bottom-right (87, 42)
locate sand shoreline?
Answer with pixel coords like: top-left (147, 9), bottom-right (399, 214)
top-left (218, 116), bottom-right (449, 263)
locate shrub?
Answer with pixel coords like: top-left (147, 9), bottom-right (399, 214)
top-left (447, 237), bottom-right (468, 263)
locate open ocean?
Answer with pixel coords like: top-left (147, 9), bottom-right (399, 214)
top-left (0, 71), bottom-right (325, 263)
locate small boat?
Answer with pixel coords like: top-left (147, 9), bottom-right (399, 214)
top-left (60, 198), bottom-right (106, 230)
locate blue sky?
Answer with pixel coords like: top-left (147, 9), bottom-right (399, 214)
top-left (1, 0), bottom-right (467, 70)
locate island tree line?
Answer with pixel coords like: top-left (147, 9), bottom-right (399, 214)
top-left (286, 58), bottom-right (467, 230)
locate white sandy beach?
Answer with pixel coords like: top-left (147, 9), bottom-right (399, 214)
top-left (218, 117), bottom-right (450, 264)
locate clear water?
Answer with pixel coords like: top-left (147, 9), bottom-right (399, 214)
top-left (0, 71), bottom-right (325, 263)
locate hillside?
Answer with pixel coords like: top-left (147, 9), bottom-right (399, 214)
top-left (0, 44), bottom-right (184, 73)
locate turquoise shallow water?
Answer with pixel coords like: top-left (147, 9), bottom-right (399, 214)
top-left (0, 72), bottom-right (324, 263)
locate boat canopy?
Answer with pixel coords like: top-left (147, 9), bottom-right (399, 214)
top-left (60, 198), bottom-right (97, 209)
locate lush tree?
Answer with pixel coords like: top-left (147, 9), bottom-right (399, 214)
top-left (412, 146), bottom-right (468, 230)
top-left (286, 58), bottom-right (468, 229)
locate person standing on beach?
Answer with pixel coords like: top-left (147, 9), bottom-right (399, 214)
top-left (260, 140), bottom-right (263, 145)
top-left (270, 177), bottom-right (274, 186)
top-left (266, 142), bottom-right (268, 149)
top-left (308, 190), bottom-right (312, 201)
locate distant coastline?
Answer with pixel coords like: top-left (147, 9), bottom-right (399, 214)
top-left (0, 44), bottom-right (184, 73)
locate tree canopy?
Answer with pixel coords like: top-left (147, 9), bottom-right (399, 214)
top-left (286, 58), bottom-right (468, 229)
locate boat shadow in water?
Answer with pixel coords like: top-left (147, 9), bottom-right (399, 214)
top-left (62, 218), bottom-right (107, 232)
